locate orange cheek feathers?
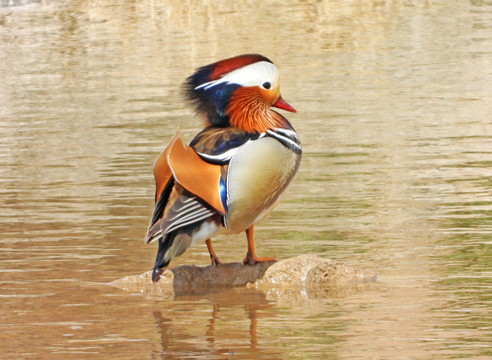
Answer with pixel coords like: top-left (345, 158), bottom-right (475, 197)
top-left (226, 87), bottom-right (283, 133)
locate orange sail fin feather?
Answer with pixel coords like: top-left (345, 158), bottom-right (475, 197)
top-left (167, 134), bottom-right (225, 214)
top-left (153, 131), bottom-right (178, 203)
top-left (153, 130), bottom-right (225, 214)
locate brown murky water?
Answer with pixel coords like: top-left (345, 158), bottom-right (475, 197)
top-left (1, 0), bottom-right (491, 358)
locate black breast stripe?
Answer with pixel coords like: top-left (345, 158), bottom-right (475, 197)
top-left (266, 128), bottom-right (302, 154)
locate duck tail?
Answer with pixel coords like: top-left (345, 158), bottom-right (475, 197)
top-left (152, 230), bottom-right (193, 283)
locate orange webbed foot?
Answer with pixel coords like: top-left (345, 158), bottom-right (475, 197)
top-left (242, 254), bottom-right (276, 266)
top-left (206, 238), bottom-right (221, 266)
top-left (242, 226), bottom-right (276, 265)
top-left (210, 254), bottom-right (222, 266)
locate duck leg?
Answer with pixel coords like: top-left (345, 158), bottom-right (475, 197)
top-left (242, 225), bottom-right (276, 265)
top-left (206, 238), bottom-right (221, 266)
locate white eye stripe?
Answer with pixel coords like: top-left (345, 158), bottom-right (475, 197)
top-left (195, 61), bottom-right (279, 91)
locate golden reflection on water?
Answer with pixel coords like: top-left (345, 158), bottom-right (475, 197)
top-left (1, 0), bottom-right (492, 359)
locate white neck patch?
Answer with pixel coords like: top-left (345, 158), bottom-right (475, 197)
top-left (195, 61), bottom-right (279, 90)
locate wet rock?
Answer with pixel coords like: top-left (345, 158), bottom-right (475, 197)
top-left (109, 255), bottom-right (376, 298)
top-left (109, 261), bottom-right (274, 298)
top-left (254, 254), bottom-right (376, 288)
top-left (251, 254), bottom-right (377, 299)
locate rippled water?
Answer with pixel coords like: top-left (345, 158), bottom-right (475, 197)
top-left (1, 0), bottom-right (491, 359)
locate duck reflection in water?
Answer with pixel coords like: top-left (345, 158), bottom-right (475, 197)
top-left (151, 288), bottom-right (282, 359)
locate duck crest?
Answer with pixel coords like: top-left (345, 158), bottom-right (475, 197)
top-left (184, 54), bottom-right (274, 129)
top-left (206, 54), bottom-right (272, 82)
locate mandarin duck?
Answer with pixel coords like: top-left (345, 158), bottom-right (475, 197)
top-left (145, 54), bottom-right (302, 282)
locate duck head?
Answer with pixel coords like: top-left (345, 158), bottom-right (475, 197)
top-left (185, 54), bottom-right (296, 133)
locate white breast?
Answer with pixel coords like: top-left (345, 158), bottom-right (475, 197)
top-left (225, 137), bottom-right (300, 232)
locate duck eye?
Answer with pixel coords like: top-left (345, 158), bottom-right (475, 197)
top-left (262, 81), bottom-right (271, 90)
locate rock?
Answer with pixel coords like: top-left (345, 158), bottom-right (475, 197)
top-left (109, 261), bottom-right (274, 298)
top-left (254, 254), bottom-right (376, 288)
top-left (251, 254), bottom-right (377, 299)
top-left (109, 255), bottom-right (376, 299)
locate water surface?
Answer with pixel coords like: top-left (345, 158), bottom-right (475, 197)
top-left (1, 0), bottom-right (491, 359)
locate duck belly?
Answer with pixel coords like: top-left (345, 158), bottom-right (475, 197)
top-left (225, 137), bottom-right (300, 233)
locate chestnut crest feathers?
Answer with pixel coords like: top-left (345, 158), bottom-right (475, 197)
top-left (195, 61), bottom-right (279, 91)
